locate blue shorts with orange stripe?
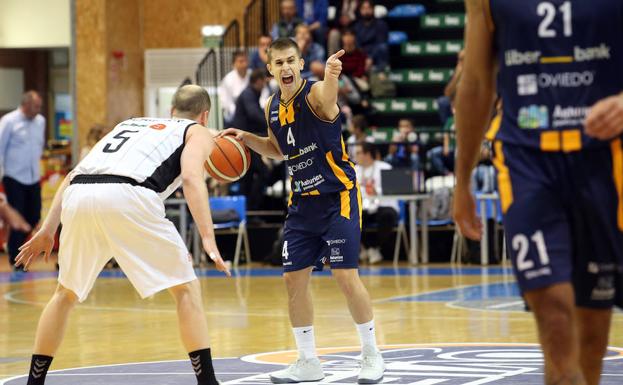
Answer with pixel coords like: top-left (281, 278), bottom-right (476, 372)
top-left (494, 138), bottom-right (623, 308)
top-left (281, 187), bottom-right (362, 272)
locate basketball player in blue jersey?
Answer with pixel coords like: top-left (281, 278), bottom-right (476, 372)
top-left (221, 38), bottom-right (385, 384)
top-left (453, 1), bottom-right (623, 384)
top-left (14, 85), bottom-right (230, 385)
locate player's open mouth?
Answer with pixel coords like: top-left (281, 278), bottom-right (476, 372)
top-left (282, 75), bottom-right (294, 84)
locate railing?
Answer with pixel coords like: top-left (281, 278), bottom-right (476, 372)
top-left (195, 49), bottom-right (222, 128)
top-left (244, 0), bottom-right (279, 50)
top-left (220, 20), bottom-right (241, 78)
top-left (264, 0), bottom-right (280, 37)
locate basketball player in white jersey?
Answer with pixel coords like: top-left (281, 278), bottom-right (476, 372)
top-left (14, 85), bottom-right (229, 385)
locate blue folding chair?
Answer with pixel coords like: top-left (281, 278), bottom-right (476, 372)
top-left (392, 200), bottom-right (411, 265)
top-left (476, 192), bottom-right (503, 265)
top-left (209, 196), bottom-right (251, 267)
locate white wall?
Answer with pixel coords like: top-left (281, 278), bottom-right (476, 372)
top-left (0, 0), bottom-right (70, 48)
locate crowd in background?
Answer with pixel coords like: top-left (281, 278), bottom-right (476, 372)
top-left (211, 0), bottom-right (498, 262)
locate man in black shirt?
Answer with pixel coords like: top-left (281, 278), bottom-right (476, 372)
top-left (233, 69), bottom-right (270, 211)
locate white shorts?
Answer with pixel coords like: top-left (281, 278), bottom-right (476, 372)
top-left (58, 183), bottom-right (196, 302)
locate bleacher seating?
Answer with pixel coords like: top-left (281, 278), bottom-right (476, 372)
top-left (372, 0), bottom-right (464, 132)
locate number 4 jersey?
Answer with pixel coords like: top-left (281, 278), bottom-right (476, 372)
top-left (75, 118), bottom-right (196, 200)
top-left (488, 0), bottom-right (623, 150)
top-left (267, 80), bottom-right (357, 196)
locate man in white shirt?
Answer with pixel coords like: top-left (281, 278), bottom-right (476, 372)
top-left (0, 91), bottom-right (45, 271)
top-left (354, 142), bottom-right (399, 264)
top-left (219, 51), bottom-right (250, 126)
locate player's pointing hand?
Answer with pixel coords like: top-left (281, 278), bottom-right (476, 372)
top-left (325, 49), bottom-right (345, 80)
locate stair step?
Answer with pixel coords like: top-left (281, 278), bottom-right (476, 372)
top-left (421, 13), bottom-right (466, 29)
top-left (389, 68), bottom-right (454, 84)
top-left (402, 39), bottom-right (463, 56)
top-left (372, 97), bottom-right (439, 114)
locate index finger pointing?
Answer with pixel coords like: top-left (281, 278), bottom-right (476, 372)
top-left (330, 49), bottom-right (345, 60)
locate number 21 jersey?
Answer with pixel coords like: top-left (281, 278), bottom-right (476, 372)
top-left (489, 0), bottom-right (623, 150)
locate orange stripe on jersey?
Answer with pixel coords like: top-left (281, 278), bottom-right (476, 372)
top-left (562, 130), bottom-right (582, 152)
top-left (326, 151), bottom-right (354, 190)
top-left (278, 103), bottom-right (295, 126)
top-left (288, 190), bottom-right (293, 207)
top-left (540, 56), bottom-right (574, 64)
top-left (611, 138), bottom-right (623, 231)
top-left (340, 137), bottom-right (356, 168)
top-left (493, 141), bottom-right (514, 213)
top-left (540, 131), bottom-right (561, 152)
top-left (301, 190), bottom-right (320, 196)
top-left (486, 113), bottom-right (502, 141)
top-left (356, 184), bottom-right (362, 229)
top-left (339, 190), bottom-right (351, 219)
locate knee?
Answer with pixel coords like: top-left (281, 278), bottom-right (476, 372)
top-left (333, 271), bottom-right (362, 297)
top-left (53, 286), bottom-right (78, 308)
top-left (533, 296), bottom-right (574, 337)
top-left (283, 273), bottom-right (308, 301)
top-left (170, 281), bottom-right (201, 305)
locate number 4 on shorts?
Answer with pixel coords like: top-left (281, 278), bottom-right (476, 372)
top-left (282, 241), bottom-right (289, 260)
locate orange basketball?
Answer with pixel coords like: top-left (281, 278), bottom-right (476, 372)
top-left (205, 135), bottom-right (251, 183)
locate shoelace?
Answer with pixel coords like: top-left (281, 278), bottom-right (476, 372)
top-left (290, 359), bottom-right (307, 372)
top-left (361, 355), bottom-right (377, 367)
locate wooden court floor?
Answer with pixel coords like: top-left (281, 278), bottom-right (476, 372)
top-left (1, 255), bottom-right (622, 383)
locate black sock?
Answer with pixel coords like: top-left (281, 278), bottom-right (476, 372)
top-left (189, 348), bottom-right (218, 385)
top-left (27, 354), bottom-right (53, 385)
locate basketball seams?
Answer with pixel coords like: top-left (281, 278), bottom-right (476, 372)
top-left (214, 137), bottom-right (242, 177)
top-left (205, 157), bottom-right (238, 182)
top-left (223, 136), bottom-right (249, 178)
top-left (205, 135), bottom-right (251, 182)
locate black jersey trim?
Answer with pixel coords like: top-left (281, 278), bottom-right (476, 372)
top-left (138, 123), bottom-right (192, 193)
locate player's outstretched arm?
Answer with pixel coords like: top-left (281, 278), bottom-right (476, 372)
top-left (308, 49), bottom-right (345, 120)
top-left (182, 124), bottom-right (231, 276)
top-left (453, 0), bottom-right (496, 240)
top-left (15, 171), bottom-right (74, 270)
top-left (219, 128), bottom-right (283, 160)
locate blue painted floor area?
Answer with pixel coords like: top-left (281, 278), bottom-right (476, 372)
top-left (0, 265), bottom-right (515, 283)
top-left (389, 281), bottom-right (521, 302)
top-left (3, 345), bottom-right (623, 384)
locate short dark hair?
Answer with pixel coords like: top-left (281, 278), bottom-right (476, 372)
top-left (250, 68), bottom-right (267, 84)
top-left (360, 142), bottom-right (377, 157)
top-left (360, 0), bottom-right (375, 9)
top-left (172, 85), bottom-right (211, 117)
top-left (267, 37), bottom-right (300, 62)
top-left (232, 51), bottom-right (247, 64)
top-left (351, 115), bottom-right (368, 132)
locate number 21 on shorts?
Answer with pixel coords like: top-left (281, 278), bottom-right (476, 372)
top-left (512, 230), bottom-right (550, 271)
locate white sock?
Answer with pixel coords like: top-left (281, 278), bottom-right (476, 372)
top-left (356, 319), bottom-right (378, 350)
top-left (293, 326), bottom-right (317, 359)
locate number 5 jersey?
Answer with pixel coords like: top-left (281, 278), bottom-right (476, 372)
top-left (75, 118), bottom-right (196, 200)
